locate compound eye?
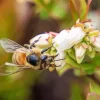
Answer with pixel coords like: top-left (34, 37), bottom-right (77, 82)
top-left (27, 54), bottom-right (39, 66)
top-left (41, 55), bottom-right (48, 61)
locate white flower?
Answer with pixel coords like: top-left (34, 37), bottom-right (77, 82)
top-left (53, 30), bottom-right (69, 45)
top-left (53, 27), bottom-right (85, 67)
top-left (93, 36), bottom-right (100, 48)
top-left (54, 50), bottom-right (66, 70)
top-left (74, 45), bottom-right (86, 63)
top-left (69, 27), bottom-right (85, 45)
top-left (84, 22), bottom-right (93, 29)
top-left (30, 33), bottom-right (50, 48)
top-left (53, 30), bottom-right (73, 51)
top-left (53, 27), bottom-right (85, 52)
top-left (90, 35), bottom-right (100, 52)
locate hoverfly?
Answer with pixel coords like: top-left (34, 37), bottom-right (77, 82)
top-left (0, 37), bottom-right (59, 76)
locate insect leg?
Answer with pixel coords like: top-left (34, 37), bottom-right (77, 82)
top-left (24, 44), bottom-right (30, 49)
top-left (48, 54), bottom-right (59, 60)
top-left (41, 43), bottom-right (54, 54)
top-left (30, 36), bottom-right (41, 49)
top-left (49, 64), bottom-right (61, 67)
top-left (53, 58), bottom-right (65, 61)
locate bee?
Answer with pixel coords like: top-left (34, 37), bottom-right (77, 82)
top-left (0, 38), bottom-right (59, 76)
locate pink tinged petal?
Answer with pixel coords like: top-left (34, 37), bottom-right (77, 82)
top-left (92, 36), bottom-right (100, 51)
top-left (81, 43), bottom-right (88, 49)
top-left (30, 33), bottom-right (50, 47)
top-left (48, 32), bottom-right (58, 37)
top-left (45, 33), bottom-right (52, 43)
top-left (90, 36), bottom-right (96, 43)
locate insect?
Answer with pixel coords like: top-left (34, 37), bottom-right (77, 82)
top-left (0, 38), bottom-right (60, 76)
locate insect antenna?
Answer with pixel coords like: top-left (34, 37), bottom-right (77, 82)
top-left (53, 57), bottom-right (65, 67)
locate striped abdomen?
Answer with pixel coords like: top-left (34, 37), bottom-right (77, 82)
top-left (12, 49), bottom-right (26, 65)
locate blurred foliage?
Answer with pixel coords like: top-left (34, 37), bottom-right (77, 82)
top-left (0, 0), bottom-right (100, 100)
top-left (33, 0), bottom-right (92, 28)
top-left (87, 92), bottom-right (100, 100)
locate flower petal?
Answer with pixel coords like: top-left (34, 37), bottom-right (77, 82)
top-left (53, 30), bottom-right (69, 45)
top-left (75, 45), bottom-right (86, 63)
top-left (69, 27), bottom-right (85, 45)
top-left (84, 22), bottom-right (93, 29)
top-left (90, 35), bottom-right (100, 51)
top-left (53, 27), bottom-right (85, 52)
top-left (53, 30), bottom-right (72, 51)
top-left (57, 39), bottom-right (73, 51)
top-left (54, 50), bottom-right (66, 70)
top-left (30, 33), bottom-right (50, 48)
top-left (58, 27), bottom-right (86, 51)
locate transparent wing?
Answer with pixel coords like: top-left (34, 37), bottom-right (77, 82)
top-left (0, 62), bottom-right (30, 76)
top-left (0, 38), bottom-right (24, 53)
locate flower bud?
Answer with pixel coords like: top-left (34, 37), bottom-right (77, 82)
top-left (74, 44), bottom-right (86, 64)
top-left (69, 27), bottom-right (85, 45)
top-left (90, 35), bottom-right (100, 52)
top-left (30, 33), bottom-right (50, 48)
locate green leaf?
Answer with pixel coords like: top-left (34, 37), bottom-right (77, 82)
top-left (69, 0), bottom-right (91, 21)
top-left (87, 49), bottom-right (95, 59)
top-left (84, 0), bottom-right (92, 20)
top-left (84, 68), bottom-right (95, 75)
top-left (69, 0), bottom-right (79, 21)
top-left (79, 0), bottom-right (87, 20)
top-left (67, 49), bottom-right (76, 61)
top-left (63, 53), bottom-right (100, 75)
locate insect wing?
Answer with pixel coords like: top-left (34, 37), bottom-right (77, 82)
top-left (0, 62), bottom-right (29, 76)
top-left (0, 38), bottom-right (24, 53)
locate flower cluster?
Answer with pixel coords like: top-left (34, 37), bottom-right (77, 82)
top-left (30, 19), bottom-right (100, 70)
